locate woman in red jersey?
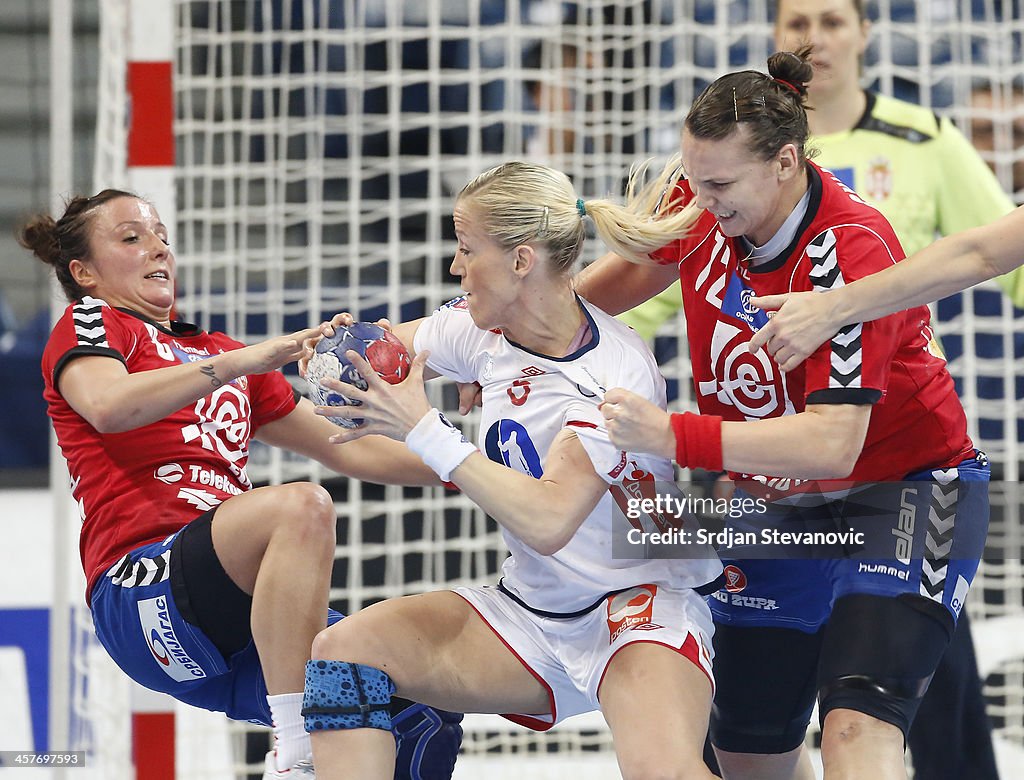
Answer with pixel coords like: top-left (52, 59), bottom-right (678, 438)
top-left (578, 50), bottom-right (990, 780)
top-left (23, 190), bottom-right (461, 780)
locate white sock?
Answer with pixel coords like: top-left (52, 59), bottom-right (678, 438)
top-left (267, 692), bottom-right (311, 771)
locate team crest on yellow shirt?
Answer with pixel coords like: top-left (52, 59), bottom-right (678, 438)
top-left (865, 156), bottom-right (893, 201)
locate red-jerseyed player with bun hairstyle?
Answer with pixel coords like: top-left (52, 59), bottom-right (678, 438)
top-left (22, 190), bottom-right (463, 780)
top-left (581, 48), bottom-right (990, 780)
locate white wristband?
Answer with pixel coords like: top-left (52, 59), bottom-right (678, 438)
top-left (405, 408), bottom-right (477, 482)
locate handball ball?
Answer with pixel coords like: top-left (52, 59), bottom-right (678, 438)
top-left (305, 322), bottom-right (411, 428)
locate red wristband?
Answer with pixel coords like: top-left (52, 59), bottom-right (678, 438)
top-left (670, 412), bottom-right (724, 471)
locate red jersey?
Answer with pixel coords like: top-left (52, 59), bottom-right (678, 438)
top-left (42, 297), bottom-right (298, 601)
top-left (653, 162), bottom-right (973, 495)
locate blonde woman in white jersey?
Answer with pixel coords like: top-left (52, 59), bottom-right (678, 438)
top-left (297, 161), bottom-right (724, 780)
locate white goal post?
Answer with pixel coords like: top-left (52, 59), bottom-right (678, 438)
top-left (53, 1), bottom-right (1024, 777)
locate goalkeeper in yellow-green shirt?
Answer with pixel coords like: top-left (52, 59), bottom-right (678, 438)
top-left (618, 2), bottom-right (1010, 779)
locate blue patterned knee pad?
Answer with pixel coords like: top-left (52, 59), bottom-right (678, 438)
top-left (302, 660), bottom-right (396, 732)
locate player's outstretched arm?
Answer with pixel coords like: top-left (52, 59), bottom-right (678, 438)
top-left (574, 251), bottom-right (679, 316)
top-left (254, 397), bottom-right (442, 486)
top-left (617, 282), bottom-right (684, 342)
top-left (600, 388), bottom-right (870, 479)
top-left (320, 351), bottom-right (607, 554)
top-left (748, 205), bottom-right (1024, 370)
top-left (58, 323), bottom-right (333, 434)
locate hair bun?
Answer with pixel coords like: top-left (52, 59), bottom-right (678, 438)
top-left (18, 215), bottom-right (62, 267)
top-left (766, 47), bottom-right (813, 98)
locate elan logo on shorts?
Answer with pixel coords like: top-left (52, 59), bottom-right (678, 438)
top-left (137, 596), bottom-right (207, 681)
top-left (607, 585), bottom-right (660, 643)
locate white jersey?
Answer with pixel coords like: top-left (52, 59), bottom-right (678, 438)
top-left (414, 296), bottom-right (722, 615)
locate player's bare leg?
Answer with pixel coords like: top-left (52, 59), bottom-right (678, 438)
top-left (308, 591), bottom-right (549, 780)
top-left (714, 745), bottom-right (816, 780)
top-left (312, 726), bottom-right (397, 780)
top-left (211, 482), bottom-right (336, 693)
top-left (599, 642), bottom-right (717, 780)
top-left (820, 709), bottom-right (906, 779)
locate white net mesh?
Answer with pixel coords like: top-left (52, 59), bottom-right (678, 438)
top-left (78, 0), bottom-right (1024, 776)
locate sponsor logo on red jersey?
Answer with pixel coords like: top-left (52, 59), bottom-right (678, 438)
top-left (154, 463), bottom-right (184, 484)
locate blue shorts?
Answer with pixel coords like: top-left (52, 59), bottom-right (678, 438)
top-left (709, 454), bottom-right (990, 632)
top-left (90, 528), bottom-right (342, 726)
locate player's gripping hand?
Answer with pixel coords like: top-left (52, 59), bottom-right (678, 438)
top-left (456, 382), bottom-right (482, 415)
top-left (232, 323), bottom-right (335, 376)
top-left (747, 291), bottom-right (840, 372)
top-left (315, 350), bottom-right (432, 443)
top-left (598, 388), bottom-right (675, 459)
top-left (298, 312), bottom-right (394, 377)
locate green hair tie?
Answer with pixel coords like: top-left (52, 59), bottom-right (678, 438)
top-left (576, 198), bottom-right (587, 218)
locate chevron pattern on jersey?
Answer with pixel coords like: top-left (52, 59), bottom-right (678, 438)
top-left (807, 229), bottom-right (843, 290)
top-left (920, 469), bottom-right (959, 602)
top-left (107, 549), bottom-right (172, 588)
top-left (828, 323), bottom-right (864, 388)
top-left (72, 296), bottom-right (109, 348)
top-left (807, 230), bottom-right (863, 389)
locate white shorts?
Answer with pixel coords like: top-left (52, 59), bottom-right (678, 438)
top-left (453, 582), bottom-right (715, 730)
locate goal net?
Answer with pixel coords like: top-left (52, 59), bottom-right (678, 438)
top-left (72, 1), bottom-right (1024, 777)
